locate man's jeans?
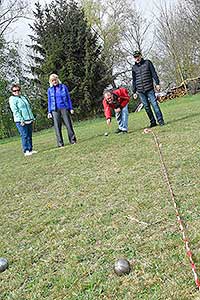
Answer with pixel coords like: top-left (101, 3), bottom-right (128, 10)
top-left (138, 90), bottom-right (164, 125)
top-left (16, 122), bottom-right (33, 153)
top-left (115, 104), bottom-right (128, 131)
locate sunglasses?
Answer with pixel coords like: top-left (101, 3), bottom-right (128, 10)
top-left (12, 89), bottom-right (20, 92)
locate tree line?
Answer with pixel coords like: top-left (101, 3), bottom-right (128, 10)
top-left (0, 0), bottom-right (199, 138)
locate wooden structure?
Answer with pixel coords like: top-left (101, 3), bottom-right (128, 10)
top-left (157, 76), bottom-right (200, 102)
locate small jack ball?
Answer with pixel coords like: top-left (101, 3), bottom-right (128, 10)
top-left (114, 258), bottom-right (131, 276)
top-left (0, 258), bottom-right (9, 272)
top-left (143, 128), bottom-right (151, 134)
top-left (104, 132), bottom-right (108, 136)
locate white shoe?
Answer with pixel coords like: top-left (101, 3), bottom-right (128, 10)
top-left (24, 151), bottom-right (32, 156)
top-left (31, 150), bottom-right (38, 154)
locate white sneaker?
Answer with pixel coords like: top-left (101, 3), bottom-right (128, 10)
top-left (31, 150), bottom-right (38, 154)
top-left (24, 151), bottom-right (32, 156)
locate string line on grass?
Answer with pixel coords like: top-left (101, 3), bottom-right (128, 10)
top-left (145, 128), bottom-right (200, 290)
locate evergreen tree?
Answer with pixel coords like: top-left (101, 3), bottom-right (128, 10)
top-left (28, 0), bottom-right (111, 119)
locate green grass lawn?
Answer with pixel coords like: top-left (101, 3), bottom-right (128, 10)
top-left (0, 95), bottom-right (200, 300)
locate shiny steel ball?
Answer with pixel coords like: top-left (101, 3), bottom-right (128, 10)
top-left (0, 258), bottom-right (9, 272)
top-left (114, 258), bottom-right (131, 276)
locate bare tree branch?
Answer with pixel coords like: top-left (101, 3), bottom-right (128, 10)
top-left (0, 0), bottom-right (30, 37)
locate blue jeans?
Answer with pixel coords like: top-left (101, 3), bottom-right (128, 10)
top-left (16, 122), bottom-right (33, 153)
top-left (138, 90), bottom-right (164, 125)
top-left (115, 104), bottom-right (128, 131)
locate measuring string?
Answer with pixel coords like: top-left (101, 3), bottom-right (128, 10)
top-left (144, 128), bottom-right (200, 290)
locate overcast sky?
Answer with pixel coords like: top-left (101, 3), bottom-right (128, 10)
top-left (8, 0), bottom-right (177, 46)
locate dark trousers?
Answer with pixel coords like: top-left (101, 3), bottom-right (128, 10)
top-left (52, 109), bottom-right (76, 146)
top-left (16, 122), bottom-right (33, 153)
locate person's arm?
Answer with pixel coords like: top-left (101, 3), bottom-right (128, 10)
top-left (132, 66), bottom-right (138, 99)
top-left (64, 85), bottom-right (73, 111)
top-left (9, 97), bottom-right (24, 122)
top-left (132, 66), bottom-right (137, 94)
top-left (47, 89), bottom-right (52, 118)
top-left (149, 60), bottom-right (160, 85)
top-left (47, 88), bottom-right (52, 113)
top-left (103, 98), bottom-right (112, 123)
top-left (120, 96), bottom-right (129, 101)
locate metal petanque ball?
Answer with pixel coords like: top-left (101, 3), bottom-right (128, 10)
top-left (114, 258), bottom-right (131, 276)
top-left (0, 258), bottom-right (9, 272)
top-left (104, 132), bottom-right (109, 136)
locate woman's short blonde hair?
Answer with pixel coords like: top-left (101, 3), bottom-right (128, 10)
top-left (49, 74), bottom-right (61, 86)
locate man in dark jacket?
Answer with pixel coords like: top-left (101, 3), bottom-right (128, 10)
top-left (132, 50), bottom-right (164, 128)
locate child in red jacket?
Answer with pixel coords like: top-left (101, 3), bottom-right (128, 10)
top-left (102, 87), bottom-right (130, 133)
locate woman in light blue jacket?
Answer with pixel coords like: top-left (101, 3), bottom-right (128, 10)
top-left (9, 84), bottom-right (37, 156)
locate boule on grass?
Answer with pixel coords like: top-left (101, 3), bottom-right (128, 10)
top-left (0, 258), bottom-right (9, 272)
top-left (114, 258), bottom-right (131, 276)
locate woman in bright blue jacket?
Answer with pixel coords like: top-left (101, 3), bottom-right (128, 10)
top-left (9, 84), bottom-right (37, 156)
top-left (47, 74), bottom-right (76, 147)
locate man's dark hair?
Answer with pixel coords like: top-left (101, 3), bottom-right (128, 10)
top-left (11, 84), bottom-right (21, 92)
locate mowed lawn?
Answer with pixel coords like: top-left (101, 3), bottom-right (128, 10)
top-left (0, 95), bottom-right (200, 300)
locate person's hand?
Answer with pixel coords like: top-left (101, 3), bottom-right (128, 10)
top-left (47, 112), bottom-right (52, 119)
top-left (114, 108), bottom-right (121, 113)
top-left (106, 118), bottom-right (111, 126)
top-left (70, 109), bottom-right (74, 114)
top-left (155, 85), bottom-right (160, 92)
top-left (20, 121), bottom-right (25, 126)
top-left (133, 93), bottom-right (138, 99)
